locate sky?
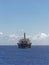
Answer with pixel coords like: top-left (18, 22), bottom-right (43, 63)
top-left (0, 0), bottom-right (49, 45)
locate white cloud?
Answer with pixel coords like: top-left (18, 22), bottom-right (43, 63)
top-left (39, 33), bottom-right (48, 40)
top-left (8, 34), bottom-right (17, 41)
top-left (8, 34), bottom-right (20, 41)
top-left (29, 33), bottom-right (49, 45)
top-left (0, 32), bottom-right (3, 35)
top-left (32, 33), bottom-right (48, 41)
top-left (0, 32), bottom-right (4, 40)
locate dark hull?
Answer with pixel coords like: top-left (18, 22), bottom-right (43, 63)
top-left (18, 43), bottom-right (31, 48)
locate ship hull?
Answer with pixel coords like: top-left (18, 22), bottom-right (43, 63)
top-left (17, 43), bottom-right (31, 48)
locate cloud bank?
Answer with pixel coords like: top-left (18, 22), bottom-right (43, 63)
top-left (0, 32), bottom-right (49, 45)
top-left (32, 33), bottom-right (48, 41)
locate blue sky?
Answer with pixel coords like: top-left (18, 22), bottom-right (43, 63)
top-left (0, 0), bottom-right (49, 45)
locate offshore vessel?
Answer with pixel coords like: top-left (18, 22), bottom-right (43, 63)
top-left (17, 33), bottom-right (32, 48)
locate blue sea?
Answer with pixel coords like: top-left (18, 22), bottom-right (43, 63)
top-left (0, 46), bottom-right (49, 65)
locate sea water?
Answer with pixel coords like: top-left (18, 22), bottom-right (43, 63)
top-left (0, 46), bottom-right (49, 65)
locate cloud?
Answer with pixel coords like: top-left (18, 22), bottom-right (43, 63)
top-left (8, 34), bottom-right (17, 41)
top-left (32, 33), bottom-right (48, 41)
top-left (8, 32), bottom-right (49, 42)
top-left (39, 33), bottom-right (48, 40)
top-left (8, 34), bottom-right (20, 41)
top-left (29, 33), bottom-right (49, 45)
top-left (0, 32), bottom-right (4, 40)
top-left (0, 32), bottom-right (3, 35)
top-left (0, 32), bottom-right (49, 45)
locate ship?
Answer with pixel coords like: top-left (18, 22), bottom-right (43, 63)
top-left (17, 33), bottom-right (32, 48)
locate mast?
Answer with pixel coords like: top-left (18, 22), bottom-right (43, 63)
top-left (24, 33), bottom-right (26, 40)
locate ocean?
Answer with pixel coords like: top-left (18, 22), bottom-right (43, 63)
top-left (0, 46), bottom-right (49, 65)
